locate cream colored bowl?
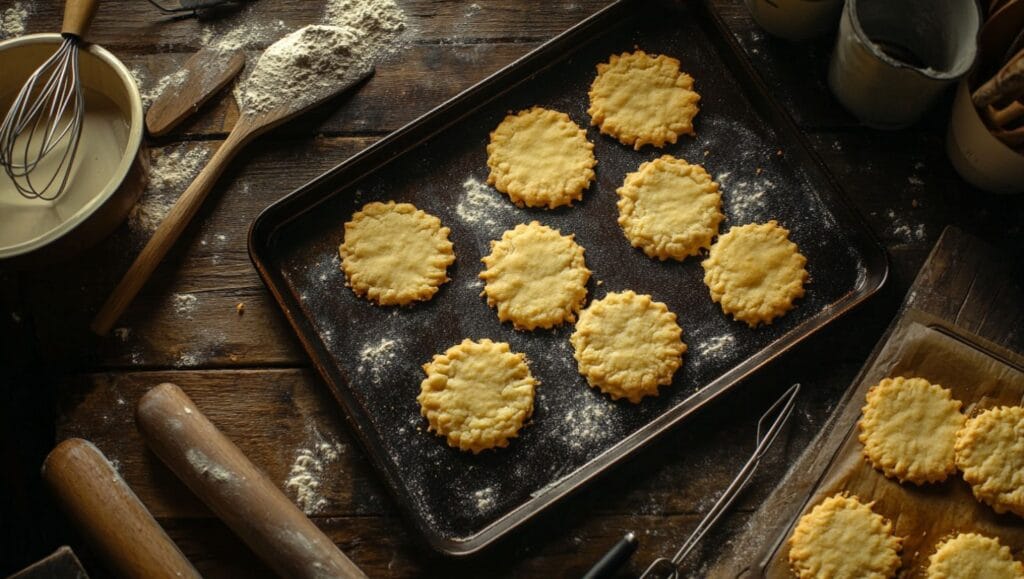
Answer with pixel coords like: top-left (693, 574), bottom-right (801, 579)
top-left (0, 33), bottom-right (145, 264)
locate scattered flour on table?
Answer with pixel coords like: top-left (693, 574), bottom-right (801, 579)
top-left (886, 209), bottom-right (926, 243)
top-left (285, 435), bottom-right (345, 515)
top-left (1, 2), bottom-right (28, 39)
top-left (199, 3), bottom-right (288, 53)
top-left (172, 293), bottom-right (198, 315)
top-left (324, 0), bottom-right (406, 53)
top-left (357, 337), bottom-right (400, 385)
top-left (129, 145), bottom-right (210, 233)
top-left (456, 177), bottom-right (516, 230)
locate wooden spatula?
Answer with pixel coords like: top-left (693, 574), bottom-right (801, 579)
top-left (91, 62), bottom-right (374, 336)
top-left (145, 47), bottom-right (246, 137)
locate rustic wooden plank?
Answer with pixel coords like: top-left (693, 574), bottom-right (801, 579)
top-left (9, 1), bottom-right (607, 51)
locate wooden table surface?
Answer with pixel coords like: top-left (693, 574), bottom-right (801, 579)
top-left (1, 1), bottom-right (1022, 577)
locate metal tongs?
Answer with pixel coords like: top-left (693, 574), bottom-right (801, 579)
top-left (582, 384), bottom-right (801, 579)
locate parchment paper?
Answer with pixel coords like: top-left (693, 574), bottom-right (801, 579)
top-left (765, 321), bottom-right (1024, 577)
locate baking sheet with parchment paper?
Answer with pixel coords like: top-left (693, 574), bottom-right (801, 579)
top-left (764, 322), bottom-right (1024, 577)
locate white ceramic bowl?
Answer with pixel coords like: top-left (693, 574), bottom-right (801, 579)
top-left (0, 33), bottom-right (145, 264)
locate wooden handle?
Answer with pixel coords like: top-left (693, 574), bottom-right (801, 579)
top-left (91, 126), bottom-right (251, 336)
top-left (136, 383), bottom-right (368, 579)
top-left (41, 438), bottom-right (202, 579)
top-left (61, 0), bottom-right (99, 38)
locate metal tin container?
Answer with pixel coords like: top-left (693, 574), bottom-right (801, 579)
top-left (828, 0), bottom-right (981, 128)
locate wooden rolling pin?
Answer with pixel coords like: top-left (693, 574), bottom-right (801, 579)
top-left (135, 382), bottom-right (368, 579)
top-left (41, 438), bottom-right (201, 579)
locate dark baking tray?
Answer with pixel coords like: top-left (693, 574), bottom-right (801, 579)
top-left (249, 0), bottom-right (888, 555)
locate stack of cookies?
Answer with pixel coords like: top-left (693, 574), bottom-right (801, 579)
top-left (787, 376), bottom-right (1024, 578)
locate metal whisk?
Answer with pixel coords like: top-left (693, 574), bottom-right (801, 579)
top-left (0, 0), bottom-right (99, 201)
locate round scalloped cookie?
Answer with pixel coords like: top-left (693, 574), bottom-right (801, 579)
top-left (617, 155), bottom-right (723, 261)
top-left (927, 533), bottom-right (1024, 578)
top-left (858, 376), bottom-right (964, 484)
top-left (486, 106), bottom-right (596, 209)
top-left (417, 339), bottom-right (537, 453)
top-left (955, 405), bottom-right (1024, 517)
top-left (588, 50), bottom-right (701, 149)
top-left (570, 290), bottom-right (686, 403)
top-left (339, 201), bottom-right (455, 306)
top-left (479, 221), bottom-right (590, 330)
top-left (788, 493), bottom-right (902, 579)
top-left (701, 221), bottom-right (808, 327)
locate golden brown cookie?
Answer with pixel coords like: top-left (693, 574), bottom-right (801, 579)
top-left (569, 290), bottom-right (686, 403)
top-left (588, 50), bottom-right (701, 149)
top-left (339, 201), bottom-right (455, 306)
top-left (417, 338), bottom-right (537, 454)
top-left (927, 533), bottom-right (1024, 579)
top-left (701, 221), bottom-right (808, 327)
top-left (858, 376), bottom-right (964, 484)
top-left (617, 155), bottom-right (723, 261)
top-left (486, 106), bottom-right (597, 209)
top-left (788, 493), bottom-right (902, 579)
top-left (955, 406), bottom-right (1024, 517)
top-left (479, 221), bottom-right (590, 330)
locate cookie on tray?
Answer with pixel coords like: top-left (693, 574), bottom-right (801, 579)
top-left (701, 220), bottom-right (808, 327)
top-left (617, 155), bottom-right (723, 261)
top-left (486, 106), bottom-right (597, 209)
top-left (479, 221), bottom-right (590, 330)
top-left (955, 405), bottom-right (1024, 517)
top-left (788, 493), bottom-right (902, 579)
top-left (418, 338), bottom-right (537, 453)
top-left (569, 290), bottom-right (686, 403)
top-left (858, 376), bottom-right (964, 484)
top-left (927, 533), bottom-right (1024, 578)
top-left (588, 49), bottom-right (700, 149)
top-left (339, 201), bottom-right (455, 306)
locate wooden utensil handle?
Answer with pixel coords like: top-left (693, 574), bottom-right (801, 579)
top-left (136, 383), bottom-right (368, 579)
top-left (41, 438), bottom-right (202, 579)
top-left (61, 0), bottom-right (99, 38)
top-left (91, 129), bottom-right (249, 336)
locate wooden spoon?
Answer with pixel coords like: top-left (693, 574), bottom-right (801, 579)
top-left (91, 63), bottom-right (374, 336)
top-left (145, 47), bottom-right (246, 137)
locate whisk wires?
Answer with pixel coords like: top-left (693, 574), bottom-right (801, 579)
top-left (0, 35), bottom-right (84, 202)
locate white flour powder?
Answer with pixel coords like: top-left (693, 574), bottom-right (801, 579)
top-left (236, 25), bottom-right (374, 115)
top-left (1, 2), bottom-right (28, 39)
top-left (129, 145), bottom-right (210, 233)
top-left (324, 0), bottom-right (406, 51)
top-left (285, 440), bottom-right (343, 515)
top-left (456, 177), bottom-right (516, 229)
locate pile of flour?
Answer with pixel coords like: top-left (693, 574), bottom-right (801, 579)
top-left (236, 25), bottom-right (373, 115)
top-left (235, 0), bottom-right (405, 116)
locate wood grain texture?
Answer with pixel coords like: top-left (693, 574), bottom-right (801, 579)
top-left (3, 0), bottom-right (1020, 577)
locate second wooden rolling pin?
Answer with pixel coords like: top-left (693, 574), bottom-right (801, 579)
top-left (136, 382), bottom-right (368, 579)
